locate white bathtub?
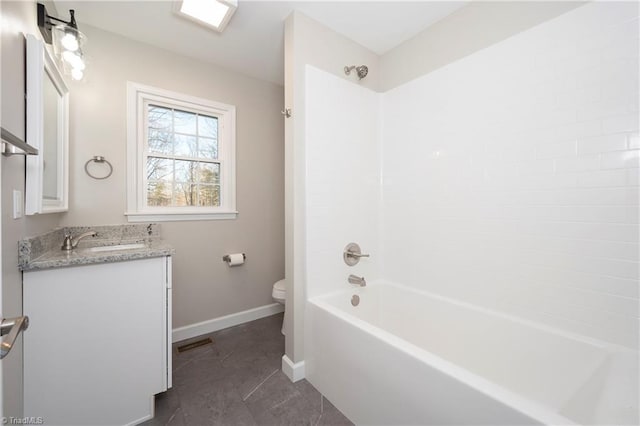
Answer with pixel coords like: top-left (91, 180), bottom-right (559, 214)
top-left (305, 282), bottom-right (638, 425)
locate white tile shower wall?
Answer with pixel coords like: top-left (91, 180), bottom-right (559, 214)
top-left (381, 2), bottom-right (639, 349)
top-left (305, 66), bottom-right (381, 298)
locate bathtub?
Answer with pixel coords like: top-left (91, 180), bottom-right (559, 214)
top-left (305, 282), bottom-right (638, 425)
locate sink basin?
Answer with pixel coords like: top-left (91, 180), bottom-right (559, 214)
top-left (87, 243), bottom-right (146, 253)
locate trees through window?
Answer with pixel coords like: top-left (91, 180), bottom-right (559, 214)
top-left (145, 105), bottom-right (221, 207)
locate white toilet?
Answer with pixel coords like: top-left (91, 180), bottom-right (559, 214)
top-left (272, 279), bottom-right (286, 335)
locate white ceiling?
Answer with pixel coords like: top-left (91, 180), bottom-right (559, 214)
top-left (54, 1), bottom-right (467, 85)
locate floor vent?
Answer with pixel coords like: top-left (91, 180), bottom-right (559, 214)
top-left (176, 337), bottom-right (213, 353)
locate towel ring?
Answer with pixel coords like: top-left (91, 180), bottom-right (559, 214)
top-left (84, 156), bottom-right (113, 180)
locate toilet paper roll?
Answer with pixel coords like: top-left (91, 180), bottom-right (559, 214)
top-left (226, 253), bottom-right (245, 266)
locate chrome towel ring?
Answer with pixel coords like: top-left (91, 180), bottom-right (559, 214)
top-left (84, 156), bottom-right (113, 180)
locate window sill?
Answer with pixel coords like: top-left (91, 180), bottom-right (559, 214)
top-left (125, 211), bottom-right (238, 222)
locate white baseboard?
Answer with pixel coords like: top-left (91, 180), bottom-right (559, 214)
top-left (282, 354), bottom-right (305, 382)
top-left (172, 303), bottom-right (284, 343)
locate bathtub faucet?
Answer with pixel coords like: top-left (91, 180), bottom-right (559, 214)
top-left (348, 274), bottom-right (366, 287)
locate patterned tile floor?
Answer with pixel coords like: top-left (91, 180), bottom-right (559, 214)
top-left (143, 313), bottom-right (353, 425)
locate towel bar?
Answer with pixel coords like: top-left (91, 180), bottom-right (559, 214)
top-left (1, 127), bottom-right (38, 156)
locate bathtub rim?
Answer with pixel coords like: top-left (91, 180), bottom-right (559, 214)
top-left (314, 280), bottom-right (635, 354)
top-left (308, 281), bottom-right (632, 425)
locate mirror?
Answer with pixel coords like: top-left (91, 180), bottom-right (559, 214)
top-left (25, 34), bottom-right (69, 214)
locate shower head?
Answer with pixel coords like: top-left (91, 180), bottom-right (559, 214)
top-left (344, 65), bottom-right (369, 80)
top-left (356, 65), bottom-right (368, 79)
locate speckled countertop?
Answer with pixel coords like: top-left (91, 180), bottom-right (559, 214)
top-left (20, 224), bottom-right (175, 271)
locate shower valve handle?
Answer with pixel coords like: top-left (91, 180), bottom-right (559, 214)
top-left (346, 251), bottom-right (369, 259)
top-left (343, 243), bottom-right (369, 266)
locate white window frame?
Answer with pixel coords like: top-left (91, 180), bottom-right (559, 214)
top-left (126, 82), bottom-right (237, 221)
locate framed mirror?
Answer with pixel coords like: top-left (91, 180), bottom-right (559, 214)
top-left (25, 34), bottom-right (69, 214)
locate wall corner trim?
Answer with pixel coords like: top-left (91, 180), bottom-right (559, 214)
top-left (172, 303), bottom-right (284, 343)
top-left (282, 355), bottom-right (305, 382)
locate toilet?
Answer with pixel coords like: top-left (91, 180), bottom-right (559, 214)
top-left (272, 279), bottom-right (286, 335)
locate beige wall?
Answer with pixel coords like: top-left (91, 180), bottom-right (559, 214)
top-left (381, 1), bottom-right (585, 91)
top-left (1, 0), bottom-right (64, 417)
top-left (59, 25), bottom-right (285, 329)
top-left (289, 12), bottom-right (381, 93)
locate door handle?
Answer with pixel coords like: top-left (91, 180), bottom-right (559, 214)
top-left (0, 316), bottom-right (29, 359)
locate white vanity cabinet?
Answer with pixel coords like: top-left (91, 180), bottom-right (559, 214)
top-left (23, 256), bottom-right (172, 426)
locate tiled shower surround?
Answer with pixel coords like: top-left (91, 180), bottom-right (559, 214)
top-left (382, 1), bottom-right (639, 349)
top-left (306, 2), bottom-right (638, 349)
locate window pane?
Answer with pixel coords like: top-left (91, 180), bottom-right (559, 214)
top-left (199, 137), bottom-right (218, 159)
top-left (148, 130), bottom-right (173, 154)
top-left (148, 105), bottom-right (172, 131)
top-left (174, 159), bottom-right (197, 182)
top-left (147, 157), bottom-right (173, 181)
top-left (199, 162), bottom-right (220, 184)
top-left (198, 115), bottom-right (217, 138)
top-left (199, 185), bottom-right (220, 207)
top-left (174, 182), bottom-right (197, 206)
top-left (138, 90), bottom-right (233, 214)
top-left (147, 181), bottom-right (172, 206)
top-left (174, 109), bottom-right (196, 135)
top-left (174, 134), bottom-right (197, 157)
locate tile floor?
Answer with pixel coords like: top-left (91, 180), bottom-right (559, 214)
top-left (143, 313), bottom-right (353, 425)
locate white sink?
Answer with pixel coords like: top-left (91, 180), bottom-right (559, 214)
top-left (87, 243), bottom-right (146, 253)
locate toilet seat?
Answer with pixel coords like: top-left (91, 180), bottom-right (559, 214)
top-left (272, 279), bottom-right (286, 301)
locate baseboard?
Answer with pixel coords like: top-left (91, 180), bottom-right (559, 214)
top-left (172, 303), bottom-right (284, 343)
top-left (282, 354), bottom-right (305, 382)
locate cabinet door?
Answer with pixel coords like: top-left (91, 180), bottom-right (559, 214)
top-left (23, 257), bottom-right (167, 425)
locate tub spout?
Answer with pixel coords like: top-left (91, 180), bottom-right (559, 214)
top-left (348, 274), bottom-right (366, 287)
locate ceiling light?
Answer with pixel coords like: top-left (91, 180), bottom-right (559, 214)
top-left (175, 0), bottom-right (238, 33)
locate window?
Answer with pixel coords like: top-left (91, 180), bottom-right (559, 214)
top-left (126, 82), bottom-right (236, 221)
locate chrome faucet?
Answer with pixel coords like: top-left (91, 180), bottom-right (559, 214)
top-left (348, 274), bottom-right (366, 287)
top-left (61, 231), bottom-right (97, 251)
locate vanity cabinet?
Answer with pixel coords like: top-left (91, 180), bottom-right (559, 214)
top-left (23, 256), bottom-right (172, 426)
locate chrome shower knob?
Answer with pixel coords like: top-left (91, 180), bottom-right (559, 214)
top-left (343, 242), bottom-right (370, 266)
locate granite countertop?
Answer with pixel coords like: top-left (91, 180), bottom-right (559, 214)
top-left (20, 224), bottom-right (175, 271)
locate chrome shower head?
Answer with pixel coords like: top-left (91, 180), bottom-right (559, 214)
top-left (344, 65), bottom-right (368, 80)
top-left (356, 65), bottom-right (368, 79)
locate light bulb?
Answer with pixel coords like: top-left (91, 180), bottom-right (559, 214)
top-left (61, 32), bottom-right (79, 52)
top-left (62, 51), bottom-right (85, 70)
top-left (71, 68), bottom-right (84, 81)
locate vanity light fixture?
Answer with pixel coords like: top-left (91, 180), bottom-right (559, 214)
top-left (174, 0), bottom-right (238, 33)
top-left (37, 3), bottom-right (87, 81)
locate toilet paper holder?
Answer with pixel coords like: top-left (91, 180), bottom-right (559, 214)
top-left (222, 253), bottom-right (246, 262)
